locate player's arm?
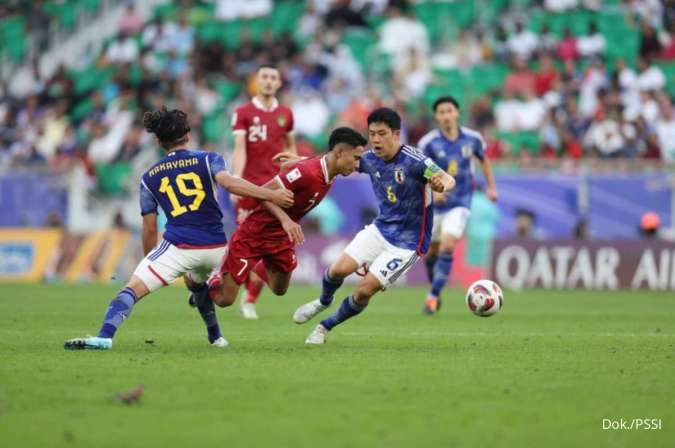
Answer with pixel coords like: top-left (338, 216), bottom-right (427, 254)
top-left (422, 158), bottom-right (455, 193)
top-left (215, 171), bottom-right (294, 208)
top-left (231, 133), bottom-right (247, 179)
top-left (283, 132), bottom-right (297, 155)
top-left (261, 181), bottom-right (305, 245)
top-left (141, 213), bottom-right (158, 255)
top-left (139, 182), bottom-right (159, 255)
top-left (477, 156), bottom-right (498, 202)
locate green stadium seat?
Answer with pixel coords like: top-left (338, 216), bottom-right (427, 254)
top-left (212, 79), bottom-right (240, 104)
top-left (44, 0), bottom-right (79, 31)
top-left (202, 111), bottom-right (226, 143)
top-left (341, 29), bottom-right (376, 69)
top-left (496, 131), bottom-right (540, 155)
top-left (69, 98), bottom-right (94, 123)
top-left (0, 16), bottom-right (27, 62)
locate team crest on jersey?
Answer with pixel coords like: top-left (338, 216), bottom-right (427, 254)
top-left (286, 168), bottom-right (302, 183)
top-left (462, 145), bottom-right (473, 158)
top-left (394, 168), bottom-right (405, 184)
top-left (277, 115), bottom-right (287, 127)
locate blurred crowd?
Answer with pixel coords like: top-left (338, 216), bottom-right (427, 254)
top-left (1, 0), bottom-right (674, 182)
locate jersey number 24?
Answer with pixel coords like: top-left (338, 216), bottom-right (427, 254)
top-left (158, 172), bottom-right (206, 217)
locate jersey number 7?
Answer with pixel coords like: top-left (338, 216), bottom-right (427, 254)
top-left (159, 172), bottom-right (206, 217)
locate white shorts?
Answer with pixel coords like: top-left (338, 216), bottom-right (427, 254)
top-left (343, 224), bottom-right (419, 288)
top-left (431, 206), bottom-right (471, 242)
top-left (133, 240), bottom-right (227, 292)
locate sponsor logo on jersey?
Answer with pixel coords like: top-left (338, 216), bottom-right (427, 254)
top-left (394, 168), bottom-right (405, 184)
top-left (462, 144), bottom-right (472, 158)
top-left (375, 171), bottom-right (381, 178)
top-left (277, 115), bottom-right (287, 127)
top-left (380, 270), bottom-right (388, 278)
top-left (286, 168), bottom-right (302, 183)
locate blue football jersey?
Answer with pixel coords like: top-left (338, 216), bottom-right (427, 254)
top-left (358, 145), bottom-right (442, 254)
top-left (418, 126), bottom-right (485, 211)
top-left (139, 149), bottom-right (228, 247)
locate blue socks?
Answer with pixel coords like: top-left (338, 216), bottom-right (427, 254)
top-left (430, 253), bottom-right (454, 297)
top-left (189, 283), bottom-right (222, 343)
top-left (425, 255), bottom-right (437, 283)
top-left (98, 287), bottom-right (137, 339)
top-left (320, 270), bottom-right (344, 306)
top-left (320, 295), bottom-right (367, 330)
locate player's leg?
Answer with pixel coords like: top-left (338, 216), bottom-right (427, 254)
top-left (424, 207), bottom-right (471, 314)
top-left (64, 242), bottom-right (182, 350)
top-left (425, 212), bottom-right (443, 283)
top-left (293, 224), bottom-right (381, 324)
top-left (208, 239), bottom-right (259, 308)
top-left (240, 272), bottom-right (265, 319)
top-left (306, 239), bottom-right (418, 344)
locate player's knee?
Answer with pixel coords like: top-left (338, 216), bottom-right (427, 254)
top-left (439, 238), bottom-right (456, 253)
top-left (212, 290), bottom-right (236, 308)
top-left (270, 283), bottom-right (288, 296)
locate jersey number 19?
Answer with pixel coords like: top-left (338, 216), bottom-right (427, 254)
top-left (158, 172), bottom-right (206, 217)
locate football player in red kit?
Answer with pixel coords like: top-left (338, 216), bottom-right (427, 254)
top-left (208, 127), bottom-right (366, 308)
top-left (230, 64), bottom-right (297, 319)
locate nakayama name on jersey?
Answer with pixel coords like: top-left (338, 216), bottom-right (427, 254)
top-left (147, 157), bottom-right (200, 177)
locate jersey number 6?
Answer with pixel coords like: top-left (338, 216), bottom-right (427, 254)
top-left (159, 172), bottom-right (206, 217)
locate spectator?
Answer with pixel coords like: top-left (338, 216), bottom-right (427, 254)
top-left (636, 57), bottom-right (666, 92)
top-left (504, 57), bottom-right (535, 97)
top-left (639, 23), bottom-right (663, 60)
top-left (538, 24), bottom-right (558, 56)
top-left (324, 0), bottom-right (368, 28)
top-left (556, 27), bottom-right (579, 62)
top-left (577, 22), bottom-right (606, 58)
top-left (378, 4), bottom-right (430, 72)
top-left (106, 32), bottom-right (139, 64)
top-left (507, 21), bottom-right (538, 60)
top-left (655, 97), bottom-right (675, 162)
top-left (118, 3), bottom-right (144, 35)
top-left (534, 53), bottom-right (559, 96)
top-left (515, 209), bottom-right (537, 239)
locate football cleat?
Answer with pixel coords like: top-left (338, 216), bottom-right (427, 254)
top-left (240, 300), bottom-right (259, 320)
top-left (64, 336), bottom-right (112, 350)
top-left (305, 324), bottom-right (329, 345)
top-left (422, 295), bottom-right (442, 315)
top-left (210, 337), bottom-right (229, 348)
top-left (293, 299), bottom-right (328, 324)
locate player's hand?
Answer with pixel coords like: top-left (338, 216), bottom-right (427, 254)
top-left (282, 219), bottom-right (305, 245)
top-left (271, 189), bottom-right (294, 208)
top-left (486, 187), bottom-right (498, 202)
top-left (433, 191), bottom-right (447, 204)
top-left (429, 173), bottom-right (454, 193)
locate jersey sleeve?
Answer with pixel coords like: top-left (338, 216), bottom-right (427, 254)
top-left (206, 152), bottom-right (229, 180)
top-left (473, 135), bottom-right (486, 162)
top-left (139, 181), bottom-right (158, 215)
top-left (357, 153), bottom-right (371, 174)
top-left (279, 161), bottom-right (310, 190)
top-left (231, 107), bottom-right (247, 134)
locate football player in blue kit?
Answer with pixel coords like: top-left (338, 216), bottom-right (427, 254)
top-left (418, 96), bottom-right (498, 315)
top-left (64, 107), bottom-right (293, 350)
top-left (292, 108), bottom-right (456, 344)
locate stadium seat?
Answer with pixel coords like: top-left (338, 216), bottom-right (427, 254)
top-left (0, 16), bottom-right (26, 63)
top-left (341, 29), bottom-right (377, 69)
top-left (44, 0), bottom-right (79, 31)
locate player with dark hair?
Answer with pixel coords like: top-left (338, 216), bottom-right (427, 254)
top-left (208, 127), bottom-right (367, 308)
top-left (230, 64), bottom-right (297, 319)
top-left (64, 107), bottom-right (293, 350)
top-left (418, 96), bottom-right (497, 315)
top-left (292, 108), bottom-right (456, 344)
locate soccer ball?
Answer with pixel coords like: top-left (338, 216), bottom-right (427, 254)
top-left (466, 279), bottom-right (503, 317)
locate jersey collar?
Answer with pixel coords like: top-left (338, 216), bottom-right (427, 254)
top-left (439, 126), bottom-right (462, 143)
top-left (320, 156), bottom-right (333, 184)
top-left (252, 96), bottom-right (279, 112)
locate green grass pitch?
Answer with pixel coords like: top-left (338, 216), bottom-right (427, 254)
top-left (0, 283), bottom-right (673, 447)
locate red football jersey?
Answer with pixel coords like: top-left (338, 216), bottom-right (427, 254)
top-left (232, 97), bottom-right (294, 185)
top-left (237, 156), bottom-right (333, 243)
